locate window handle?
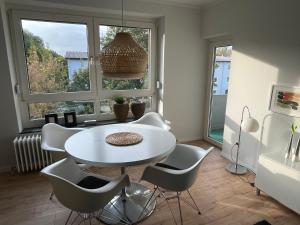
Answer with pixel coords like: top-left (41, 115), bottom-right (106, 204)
top-left (89, 55), bottom-right (100, 65)
top-left (156, 81), bottom-right (162, 89)
top-left (89, 56), bottom-right (95, 65)
top-left (14, 84), bottom-right (21, 96)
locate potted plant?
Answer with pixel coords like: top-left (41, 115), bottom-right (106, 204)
top-left (286, 123), bottom-right (297, 159)
top-left (113, 96), bottom-right (129, 122)
top-left (131, 99), bottom-right (146, 120)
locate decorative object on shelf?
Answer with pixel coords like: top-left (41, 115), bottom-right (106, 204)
top-left (285, 123), bottom-right (297, 159)
top-left (113, 96), bottom-right (129, 122)
top-left (45, 113), bottom-right (58, 124)
top-left (99, 0), bottom-right (148, 79)
top-left (226, 106), bottom-right (259, 175)
top-left (292, 135), bottom-right (300, 162)
top-left (270, 85), bottom-right (300, 117)
top-left (64, 112), bottom-right (77, 127)
top-left (105, 132), bottom-right (143, 146)
top-left (131, 100), bottom-right (146, 120)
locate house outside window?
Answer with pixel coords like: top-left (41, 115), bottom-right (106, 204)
top-left (213, 56), bottom-right (231, 95)
top-left (65, 52), bottom-right (88, 81)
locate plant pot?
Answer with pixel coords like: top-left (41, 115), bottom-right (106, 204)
top-left (113, 103), bottom-right (129, 122)
top-left (131, 102), bottom-right (146, 120)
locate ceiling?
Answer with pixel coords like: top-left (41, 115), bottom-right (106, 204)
top-left (138, 0), bottom-right (225, 8)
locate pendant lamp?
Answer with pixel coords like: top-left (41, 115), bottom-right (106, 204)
top-left (100, 0), bottom-right (148, 79)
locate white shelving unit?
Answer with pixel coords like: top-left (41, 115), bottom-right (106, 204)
top-left (255, 151), bottom-right (300, 214)
top-left (255, 113), bottom-right (300, 214)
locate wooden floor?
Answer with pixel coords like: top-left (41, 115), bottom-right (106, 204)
top-left (1, 141), bottom-right (299, 225)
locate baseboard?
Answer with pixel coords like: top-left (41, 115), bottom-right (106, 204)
top-left (221, 151), bottom-right (257, 173)
top-left (177, 137), bottom-right (202, 143)
top-left (0, 165), bottom-right (12, 173)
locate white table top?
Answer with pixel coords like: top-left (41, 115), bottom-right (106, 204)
top-left (65, 123), bottom-right (177, 167)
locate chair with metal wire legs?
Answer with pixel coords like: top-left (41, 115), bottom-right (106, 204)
top-left (41, 123), bottom-right (89, 200)
top-left (139, 144), bottom-right (213, 225)
top-left (41, 158), bottom-right (130, 225)
top-left (130, 112), bottom-right (171, 131)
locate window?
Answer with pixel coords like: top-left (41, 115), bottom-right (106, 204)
top-left (206, 43), bottom-right (232, 146)
top-left (12, 11), bottom-right (156, 128)
top-left (99, 25), bottom-right (150, 91)
top-left (21, 20), bottom-right (90, 94)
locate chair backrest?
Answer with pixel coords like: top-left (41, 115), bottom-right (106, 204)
top-left (41, 158), bottom-right (129, 213)
top-left (164, 144), bottom-right (213, 191)
top-left (41, 123), bottom-right (85, 152)
top-left (179, 145), bottom-right (213, 190)
top-left (131, 112), bottom-right (171, 131)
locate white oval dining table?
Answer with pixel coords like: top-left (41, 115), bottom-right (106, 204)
top-left (65, 123), bottom-right (176, 224)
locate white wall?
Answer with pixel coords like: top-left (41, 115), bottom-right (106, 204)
top-left (0, 0), bottom-right (206, 170)
top-left (0, 3), bottom-right (19, 172)
top-left (202, 0), bottom-right (300, 171)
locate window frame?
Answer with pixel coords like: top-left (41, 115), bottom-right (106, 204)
top-left (94, 17), bottom-right (156, 121)
top-left (203, 40), bottom-right (232, 148)
top-left (11, 10), bottom-right (157, 128)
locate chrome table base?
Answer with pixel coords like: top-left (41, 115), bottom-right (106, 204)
top-left (100, 182), bottom-right (156, 225)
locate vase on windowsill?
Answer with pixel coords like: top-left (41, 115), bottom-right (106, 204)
top-left (113, 96), bottom-right (129, 122)
top-left (131, 101), bottom-right (146, 120)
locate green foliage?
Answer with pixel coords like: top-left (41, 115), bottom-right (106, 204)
top-left (215, 46), bottom-right (232, 57)
top-left (102, 78), bottom-right (145, 90)
top-left (101, 27), bottom-right (148, 51)
top-left (291, 123), bottom-right (298, 134)
top-left (23, 30), bottom-right (68, 94)
top-left (23, 25), bottom-right (149, 119)
top-left (114, 96), bottom-right (125, 104)
top-left (101, 26), bottom-right (149, 90)
top-left (68, 68), bottom-right (90, 92)
top-left (23, 30), bottom-right (91, 119)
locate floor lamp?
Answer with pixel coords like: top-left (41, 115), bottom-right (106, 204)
top-left (226, 106), bottom-right (259, 175)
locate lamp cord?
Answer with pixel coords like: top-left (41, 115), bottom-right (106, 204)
top-left (230, 142), bottom-right (256, 186)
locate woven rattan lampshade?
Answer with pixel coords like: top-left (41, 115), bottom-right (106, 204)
top-left (100, 32), bottom-right (148, 79)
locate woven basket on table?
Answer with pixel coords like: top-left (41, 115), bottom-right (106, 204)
top-left (100, 32), bottom-right (148, 80)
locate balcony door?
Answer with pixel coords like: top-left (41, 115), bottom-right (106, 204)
top-left (205, 42), bottom-right (232, 147)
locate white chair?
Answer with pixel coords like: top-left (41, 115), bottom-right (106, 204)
top-left (140, 144), bottom-right (213, 225)
top-left (41, 123), bottom-right (86, 157)
top-left (130, 112), bottom-right (171, 131)
top-left (41, 158), bottom-right (130, 225)
top-left (41, 123), bottom-right (86, 199)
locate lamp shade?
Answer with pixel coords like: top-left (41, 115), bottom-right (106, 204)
top-left (242, 117), bottom-right (259, 132)
top-left (100, 32), bottom-right (148, 80)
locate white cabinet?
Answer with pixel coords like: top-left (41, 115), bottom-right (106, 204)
top-left (255, 151), bottom-right (300, 214)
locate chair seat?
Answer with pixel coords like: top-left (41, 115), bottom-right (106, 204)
top-left (140, 145), bottom-right (214, 225)
top-left (155, 163), bottom-right (181, 170)
top-left (77, 176), bottom-right (109, 189)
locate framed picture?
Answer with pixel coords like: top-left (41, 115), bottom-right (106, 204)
top-left (270, 85), bottom-right (300, 117)
top-left (64, 112), bottom-right (77, 127)
top-left (45, 113), bottom-right (58, 124)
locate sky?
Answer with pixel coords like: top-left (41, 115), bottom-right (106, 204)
top-left (22, 19), bottom-right (108, 56)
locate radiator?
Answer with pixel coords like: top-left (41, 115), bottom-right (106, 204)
top-left (13, 134), bottom-right (52, 173)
